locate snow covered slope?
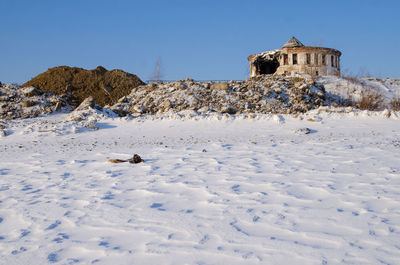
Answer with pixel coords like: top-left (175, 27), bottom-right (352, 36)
top-left (1, 112), bottom-right (400, 264)
top-left (319, 76), bottom-right (400, 102)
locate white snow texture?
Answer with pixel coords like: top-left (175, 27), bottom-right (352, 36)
top-left (1, 111), bottom-right (400, 264)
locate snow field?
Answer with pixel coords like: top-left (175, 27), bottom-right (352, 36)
top-left (1, 114), bottom-right (400, 264)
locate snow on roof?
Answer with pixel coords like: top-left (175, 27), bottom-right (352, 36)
top-left (248, 49), bottom-right (281, 61)
top-left (282, 36), bottom-right (304, 48)
top-left (256, 49), bottom-right (281, 59)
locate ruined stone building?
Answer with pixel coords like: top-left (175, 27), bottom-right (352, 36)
top-left (248, 37), bottom-right (341, 77)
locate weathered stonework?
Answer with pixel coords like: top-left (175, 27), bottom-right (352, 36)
top-left (248, 37), bottom-right (341, 77)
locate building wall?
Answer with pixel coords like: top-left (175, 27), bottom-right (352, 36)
top-left (250, 63), bottom-right (257, 77)
top-left (249, 46), bottom-right (341, 77)
top-left (275, 47), bottom-right (341, 76)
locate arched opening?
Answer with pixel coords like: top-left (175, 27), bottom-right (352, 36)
top-left (254, 57), bottom-right (280, 75)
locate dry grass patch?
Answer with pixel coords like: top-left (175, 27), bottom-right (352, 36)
top-left (357, 88), bottom-right (384, 111)
top-left (389, 97), bottom-right (400, 111)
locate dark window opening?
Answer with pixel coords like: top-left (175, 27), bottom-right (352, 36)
top-left (322, 54), bottom-right (326, 65)
top-left (314, 53), bottom-right (318, 65)
top-left (306, 53), bottom-right (311, 64)
top-left (315, 71), bottom-right (319, 76)
top-left (331, 55), bottom-right (334, 67)
top-left (283, 54), bottom-right (288, 65)
top-left (254, 57), bottom-right (280, 75)
top-left (293, 54), bottom-right (297, 65)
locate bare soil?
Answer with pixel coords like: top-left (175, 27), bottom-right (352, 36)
top-left (23, 66), bottom-right (144, 106)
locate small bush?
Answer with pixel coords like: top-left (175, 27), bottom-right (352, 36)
top-left (342, 75), bottom-right (360, 84)
top-left (390, 97), bottom-right (400, 111)
top-left (357, 88), bottom-right (384, 110)
top-left (341, 68), bottom-right (370, 84)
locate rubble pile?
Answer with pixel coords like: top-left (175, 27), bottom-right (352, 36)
top-left (110, 75), bottom-right (328, 116)
top-left (0, 83), bottom-right (71, 119)
top-left (0, 74), bottom-right (336, 121)
top-left (65, 96), bottom-right (117, 132)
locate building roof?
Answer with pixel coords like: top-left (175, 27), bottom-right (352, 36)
top-left (282, 37), bottom-right (304, 48)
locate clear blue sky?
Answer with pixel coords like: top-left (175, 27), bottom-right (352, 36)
top-left (1, 0), bottom-right (399, 83)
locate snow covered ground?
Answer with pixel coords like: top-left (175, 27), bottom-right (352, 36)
top-left (1, 111), bottom-right (400, 264)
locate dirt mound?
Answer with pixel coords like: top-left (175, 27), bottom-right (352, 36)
top-left (23, 66), bottom-right (144, 106)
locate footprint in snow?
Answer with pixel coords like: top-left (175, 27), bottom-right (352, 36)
top-left (20, 230), bottom-right (30, 238)
top-left (45, 220), bottom-right (61, 230)
top-left (199, 235), bottom-right (210, 244)
top-left (12, 247), bottom-right (27, 255)
top-left (0, 169), bottom-right (10, 175)
top-left (47, 252), bottom-right (59, 263)
top-left (101, 192), bottom-right (115, 200)
top-left (150, 203), bottom-right (166, 211)
top-left (53, 233), bottom-right (69, 243)
top-left (21, 185), bottom-right (33, 191)
top-left (99, 241), bottom-right (110, 247)
top-left (232, 184), bottom-right (240, 193)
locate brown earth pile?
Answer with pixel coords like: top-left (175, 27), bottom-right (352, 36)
top-left (23, 66), bottom-right (144, 106)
